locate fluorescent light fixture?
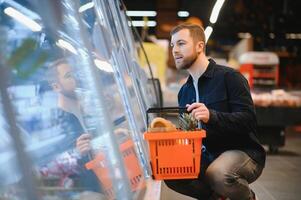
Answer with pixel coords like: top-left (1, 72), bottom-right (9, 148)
top-left (209, 0), bottom-right (225, 24)
top-left (5, 0), bottom-right (40, 20)
top-left (56, 39), bottom-right (78, 55)
top-left (286, 33), bottom-right (295, 39)
top-left (129, 20), bottom-right (157, 27)
top-left (286, 33), bottom-right (301, 39)
top-left (78, 1), bottom-right (94, 13)
top-left (4, 7), bottom-right (42, 32)
top-left (178, 11), bottom-right (189, 17)
top-left (204, 26), bottom-right (213, 43)
top-left (126, 11), bottom-right (157, 17)
top-left (94, 59), bottom-right (114, 73)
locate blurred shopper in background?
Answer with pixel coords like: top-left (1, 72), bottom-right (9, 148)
top-left (165, 23), bottom-right (266, 200)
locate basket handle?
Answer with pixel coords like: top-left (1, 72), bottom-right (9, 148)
top-left (146, 107), bottom-right (189, 128)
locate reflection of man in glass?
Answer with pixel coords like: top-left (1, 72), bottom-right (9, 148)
top-left (49, 59), bottom-right (84, 129)
top-left (46, 58), bottom-right (101, 194)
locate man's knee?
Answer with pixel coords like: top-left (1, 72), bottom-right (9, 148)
top-left (205, 162), bottom-right (241, 195)
top-left (206, 164), bottom-right (227, 189)
top-left (205, 159), bottom-right (261, 200)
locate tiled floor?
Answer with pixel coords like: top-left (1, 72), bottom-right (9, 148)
top-left (161, 128), bottom-right (301, 200)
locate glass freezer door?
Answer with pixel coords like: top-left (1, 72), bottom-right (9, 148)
top-left (0, 0), bottom-right (149, 199)
top-left (106, 0), bottom-right (159, 109)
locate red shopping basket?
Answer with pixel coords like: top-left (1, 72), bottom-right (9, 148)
top-left (85, 139), bottom-right (145, 199)
top-left (144, 107), bottom-right (206, 180)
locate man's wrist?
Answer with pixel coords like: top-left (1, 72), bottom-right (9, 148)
top-left (207, 109), bottom-right (218, 125)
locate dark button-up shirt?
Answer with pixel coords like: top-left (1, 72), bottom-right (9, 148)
top-left (178, 59), bottom-right (266, 166)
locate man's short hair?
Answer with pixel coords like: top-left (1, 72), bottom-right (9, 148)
top-left (170, 23), bottom-right (206, 44)
top-left (46, 58), bottom-right (67, 85)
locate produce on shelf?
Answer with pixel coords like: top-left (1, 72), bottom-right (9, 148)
top-left (251, 89), bottom-right (301, 107)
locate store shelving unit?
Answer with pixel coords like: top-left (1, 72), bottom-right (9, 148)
top-left (239, 51), bottom-right (279, 89)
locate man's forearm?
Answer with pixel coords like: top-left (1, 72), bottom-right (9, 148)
top-left (206, 109), bottom-right (256, 136)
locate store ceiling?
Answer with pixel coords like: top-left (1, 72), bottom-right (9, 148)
top-left (123, 0), bottom-right (301, 56)
top-left (7, 0), bottom-right (300, 56)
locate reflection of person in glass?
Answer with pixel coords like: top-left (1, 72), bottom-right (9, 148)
top-left (46, 58), bottom-right (102, 195)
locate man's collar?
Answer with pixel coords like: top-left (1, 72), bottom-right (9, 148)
top-left (187, 58), bottom-right (215, 83)
top-left (202, 58), bottom-right (215, 78)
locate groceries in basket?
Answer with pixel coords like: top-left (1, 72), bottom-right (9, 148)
top-left (149, 117), bottom-right (177, 132)
top-left (149, 112), bottom-right (198, 132)
top-left (178, 113), bottom-right (198, 131)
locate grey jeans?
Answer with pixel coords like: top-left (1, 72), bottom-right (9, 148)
top-left (165, 150), bottom-right (264, 200)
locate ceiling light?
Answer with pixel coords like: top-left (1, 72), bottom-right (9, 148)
top-left (129, 20), bottom-right (157, 27)
top-left (178, 11), bottom-right (189, 17)
top-left (4, 7), bottom-right (42, 32)
top-left (209, 0), bottom-right (225, 24)
top-left (5, 0), bottom-right (40, 20)
top-left (126, 11), bottom-right (157, 17)
top-left (286, 33), bottom-right (301, 39)
top-left (269, 33), bottom-right (275, 39)
top-left (78, 2), bottom-right (94, 13)
top-left (204, 26), bottom-right (213, 43)
top-left (56, 39), bottom-right (78, 55)
top-left (94, 59), bottom-right (114, 73)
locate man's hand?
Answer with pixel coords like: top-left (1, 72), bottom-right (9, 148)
top-left (76, 133), bottom-right (92, 156)
top-left (186, 103), bottom-right (210, 123)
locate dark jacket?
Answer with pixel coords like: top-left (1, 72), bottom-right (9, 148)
top-left (55, 109), bottom-right (101, 192)
top-left (178, 59), bottom-right (266, 166)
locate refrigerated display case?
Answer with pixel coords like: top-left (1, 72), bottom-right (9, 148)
top-left (105, 0), bottom-right (159, 109)
top-left (95, 0), bottom-right (154, 118)
top-left (0, 0), bottom-right (159, 199)
top-left (92, 0), bottom-right (153, 176)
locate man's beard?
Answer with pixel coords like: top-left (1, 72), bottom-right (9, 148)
top-left (176, 52), bottom-right (198, 70)
top-left (61, 89), bottom-right (78, 100)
